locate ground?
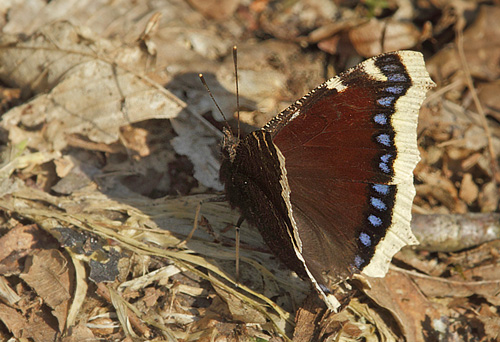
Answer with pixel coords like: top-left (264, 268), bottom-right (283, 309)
top-left (0, 0), bottom-right (499, 341)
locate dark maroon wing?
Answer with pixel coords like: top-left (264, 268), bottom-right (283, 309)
top-left (265, 51), bottom-right (434, 308)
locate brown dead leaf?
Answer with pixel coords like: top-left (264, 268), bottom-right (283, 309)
top-left (0, 224), bottom-right (53, 275)
top-left (61, 321), bottom-right (96, 342)
top-left (53, 155), bottom-right (75, 178)
top-left (428, 6), bottom-right (500, 83)
top-left (0, 276), bottom-right (21, 305)
top-left (0, 224), bottom-right (38, 265)
top-left (20, 249), bottom-right (72, 332)
top-left (349, 19), bottom-right (421, 57)
top-left (0, 298), bottom-right (59, 342)
top-left (409, 268), bottom-right (500, 306)
top-left (0, 85), bottom-right (21, 110)
top-left (479, 315), bottom-right (500, 341)
top-left (142, 287), bottom-right (162, 308)
top-left (459, 263), bottom-right (500, 282)
top-left (446, 240), bottom-right (500, 270)
top-left (364, 269), bottom-right (443, 342)
top-left (293, 293), bottom-right (329, 342)
top-left (187, 0), bottom-right (240, 20)
top-left (0, 303), bottom-right (26, 337)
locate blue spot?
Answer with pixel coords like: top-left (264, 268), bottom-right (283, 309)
top-left (359, 232), bottom-right (371, 246)
top-left (377, 96), bottom-right (395, 107)
top-left (379, 162), bottom-right (390, 173)
top-left (368, 215), bottom-right (383, 227)
top-left (381, 64), bottom-right (400, 72)
top-left (354, 255), bottom-right (364, 268)
top-left (374, 113), bottom-right (387, 125)
top-left (385, 85), bottom-right (405, 94)
top-left (373, 184), bottom-right (390, 195)
top-left (371, 197), bottom-right (387, 211)
top-left (388, 73), bottom-right (406, 82)
top-left (376, 134), bottom-right (391, 147)
top-left (318, 283), bottom-right (331, 293)
top-left (381, 153), bottom-right (392, 163)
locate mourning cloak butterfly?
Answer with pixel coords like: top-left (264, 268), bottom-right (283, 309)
top-left (219, 51), bottom-right (435, 311)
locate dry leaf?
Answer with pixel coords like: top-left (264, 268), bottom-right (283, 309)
top-left (364, 269), bottom-right (443, 342)
top-left (349, 19), bottom-right (420, 57)
top-left (459, 173), bottom-right (479, 204)
top-left (20, 249), bottom-right (72, 332)
top-left (187, 0), bottom-right (240, 20)
top-left (0, 22), bottom-right (184, 152)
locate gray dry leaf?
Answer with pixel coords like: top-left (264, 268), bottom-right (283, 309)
top-left (0, 21), bottom-right (223, 189)
top-left (0, 22), bottom-right (184, 151)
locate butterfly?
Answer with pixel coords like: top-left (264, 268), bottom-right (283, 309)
top-left (219, 51), bottom-right (435, 311)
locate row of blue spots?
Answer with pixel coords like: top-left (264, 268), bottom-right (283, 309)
top-left (373, 80), bottom-right (407, 126)
top-left (353, 183), bottom-right (393, 269)
top-left (359, 181), bottom-right (391, 249)
top-left (380, 62), bottom-right (406, 82)
top-left (358, 197), bottom-right (388, 238)
top-left (357, 60), bottom-right (403, 271)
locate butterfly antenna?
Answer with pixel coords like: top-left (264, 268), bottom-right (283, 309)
top-left (199, 74), bottom-right (232, 133)
top-left (232, 46), bottom-right (241, 141)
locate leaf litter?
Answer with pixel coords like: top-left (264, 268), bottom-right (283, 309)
top-left (0, 0), bottom-right (499, 341)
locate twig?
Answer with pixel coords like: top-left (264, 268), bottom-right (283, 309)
top-left (456, 26), bottom-right (499, 184)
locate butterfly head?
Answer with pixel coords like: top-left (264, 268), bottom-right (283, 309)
top-left (221, 127), bottom-right (239, 163)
